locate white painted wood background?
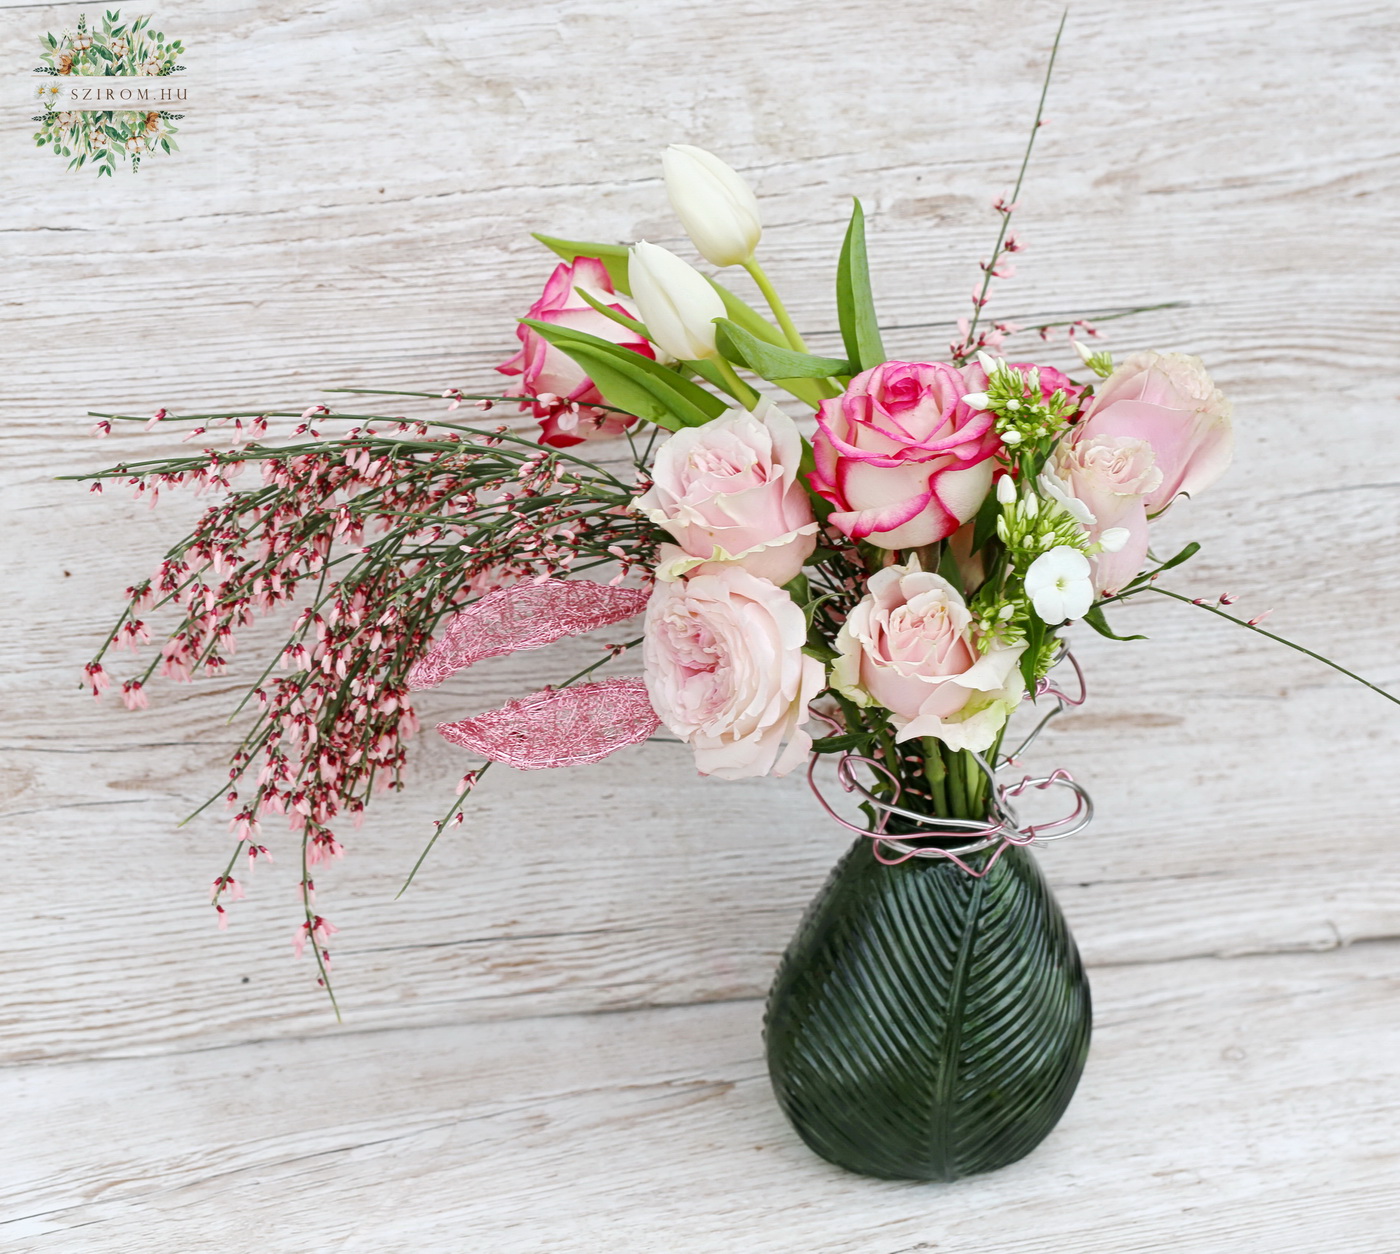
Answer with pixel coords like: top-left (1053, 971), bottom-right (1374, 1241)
top-left (2, 0), bottom-right (1398, 1249)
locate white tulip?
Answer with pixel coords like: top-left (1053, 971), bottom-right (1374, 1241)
top-left (662, 144), bottom-right (763, 268)
top-left (628, 240), bottom-right (727, 362)
top-left (1024, 546), bottom-right (1094, 624)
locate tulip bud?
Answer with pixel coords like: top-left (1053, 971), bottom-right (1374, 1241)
top-left (628, 241), bottom-right (727, 362)
top-left (662, 144), bottom-right (762, 268)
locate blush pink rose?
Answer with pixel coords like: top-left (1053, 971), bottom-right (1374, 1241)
top-left (636, 402), bottom-right (818, 586)
top-left (1074, 351), bottom-right (1232, 513)
top-left (1045, 435), bottom-right (1163, 594)
top-left (643, 566), bottom-right (825, 779)
top-left (831, 563), bottom-right (1025, 752)
top-left (498, 256), bottom-right (655, 448)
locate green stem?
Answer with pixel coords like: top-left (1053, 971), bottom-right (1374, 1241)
top-left (710, 355), bottom-right (758, 409)
top-left (961, 9), bottom-right (1067, 356)
top-left (942, 743), bottom-right (969, 820)
top-left (922, 736), bottom-right (950, 816)
top-left (743, 258), bottom-right (809, 353)
top-left (1129, 586), bottom-right (1400, 708)
top-left (963, 751), bottom-right (988, 821)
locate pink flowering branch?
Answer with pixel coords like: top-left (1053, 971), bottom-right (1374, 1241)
top-left (951, 10), bottom-right (1067, 364)
top-left (75, 408), bottom-right (664, 1006)
top-left (1110, 584), bottom-right (1400, 709)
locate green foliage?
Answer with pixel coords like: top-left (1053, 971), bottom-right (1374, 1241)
top-left (714, 318), bottom-right (850, 380)
top-left (531, 234), bottom-right (632, 293)
top-left (835, 198), bottom-right (886, 373)
top-left (521, 318), bottom-right (727, 430)
top-left (571, 286), bottom-right (649, 338)
top-left (710, 281), bottom-right (828, 408)
top-left (1081, 604), bottom-right (1146, 642)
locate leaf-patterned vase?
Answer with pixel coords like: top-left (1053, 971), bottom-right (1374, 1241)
top-left (764, 838), bottom-right (1091, 1180)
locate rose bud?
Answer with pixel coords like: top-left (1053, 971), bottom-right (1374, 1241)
top-left (497, 256), bottom-right (655, 448)
top-left (628, 241), bottom-right (727, 362)
top-left (1042, 435), bottom-right (1162, 595)
top-left (662, 144), bottom-right (763, 269)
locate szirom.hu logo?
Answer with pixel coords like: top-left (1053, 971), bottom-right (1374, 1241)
top-left (60, 81), bottom-right (187, 106)
top-left (32, 9), bottom-right (187, 176)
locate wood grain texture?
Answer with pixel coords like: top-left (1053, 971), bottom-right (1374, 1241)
top-left (2, 0), bottom-right (1399, 1247)
top-left (4, 945), bottom-right (1399, 1252)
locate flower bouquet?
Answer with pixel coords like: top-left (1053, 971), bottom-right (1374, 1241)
top-left (80, 31), bottom-right (1397, 1181)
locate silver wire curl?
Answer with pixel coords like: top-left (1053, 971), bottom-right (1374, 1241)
top-left (807, 649), bottom-right (1093, 877)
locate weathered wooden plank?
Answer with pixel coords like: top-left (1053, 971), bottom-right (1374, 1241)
top-left (2, 0), bottom-right (1399, 1064)
top-left (1, 0), bottom-right (1399, 1239)
top-left (3, 943), bottom-right (1398, 1252)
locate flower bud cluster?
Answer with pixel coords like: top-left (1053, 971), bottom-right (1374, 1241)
top-left (993, 476), bottom-right (1091, 561)
top-left (963, 352), bottom-right (1078, 447)
top-left (1072, 338), bottom-right (1115, 379)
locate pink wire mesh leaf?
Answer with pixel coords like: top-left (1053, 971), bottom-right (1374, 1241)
top-left (436, 678), bottom-right (660, 770)
top-left (408, 579), bottom-right (650, 690)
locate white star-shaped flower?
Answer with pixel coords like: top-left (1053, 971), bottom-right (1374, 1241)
top-left (1025, 546), bottom-right (1094, 623)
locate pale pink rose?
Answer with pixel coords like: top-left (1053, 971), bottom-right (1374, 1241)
top-left (636, 402), bottom-right (819, 585)
top-left (1046, 435), bottom-right (1163, 594)
top-left (643, 566), bottom-right (825, 779)
top-left (1075, 351), bottom-right (1232, 513)
top-left (831, 563), bottom-right (1025, 752)
top-left (810, 361), bottom-right (1002, 549)
top-left (498, 257), bottom-right (655, 448)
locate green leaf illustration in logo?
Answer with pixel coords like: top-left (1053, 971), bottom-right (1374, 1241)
top-left (32, 10), bottom-right (186, 176)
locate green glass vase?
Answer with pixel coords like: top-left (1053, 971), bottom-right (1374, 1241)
top-left (764, 837), bottom-right (1091, 1181)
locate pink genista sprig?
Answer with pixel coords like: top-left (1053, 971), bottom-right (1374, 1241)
top-left (80, 405), bottom-right (663, 1003)
top-left (950, 15), bottom-right (1065, 365)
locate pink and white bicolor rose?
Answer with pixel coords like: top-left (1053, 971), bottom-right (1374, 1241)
top-left (497, 256), bottom-right (655, 448)
top-left (636, 402), bottom-right (819, 585)
top-left (1044, 435), bottom-right (1163, 594)
top-left (1074, 351), bottom-right (1232, 514)
top-left (643, 566), bottom-right (825, 780)
top-left (809, 361), bottom-right (1004, 549)
top-left (831, 563), bottom-right (1025, 752)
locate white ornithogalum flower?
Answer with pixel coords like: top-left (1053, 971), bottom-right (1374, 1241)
top-left (996, 474), bottom-right (1018, 505)
top-left (1098, 527), bottom-right (1130, 553)
top-left (1025, 546), bottom-right (1094, 623)
top-left (628, 241), bottom-right (727, 362)
top-left (662, 144), bottom-right (762, 268)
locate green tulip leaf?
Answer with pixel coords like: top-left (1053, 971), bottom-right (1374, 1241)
top-left (572, 286), bottom-right (649, 339)
top-left (532, 234), bottom-right (632, 295)
top-left (521, 319), bottom-right (727, 429)
top-left (711, 280), bottom-right (828, 408)
top-left (714, 318), bottom-right (851, 380)
top-left (836, 198), bottom-right (886, 373)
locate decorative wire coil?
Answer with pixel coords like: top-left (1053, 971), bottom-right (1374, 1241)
top-left (807, 651), bottom-right (1093, 878)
